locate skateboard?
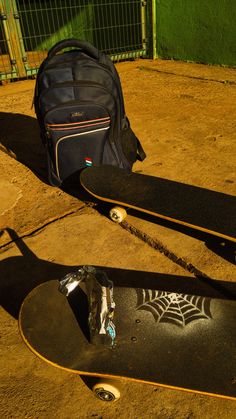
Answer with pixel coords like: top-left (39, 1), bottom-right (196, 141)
top-left (80, 165), bottom-right (236, 243)
top-left (19, 267), bottom-right (236, 401)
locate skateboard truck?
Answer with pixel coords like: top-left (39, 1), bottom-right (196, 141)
top-left (58, 266), bottom-right (116, 348)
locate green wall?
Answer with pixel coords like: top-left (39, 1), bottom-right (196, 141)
top-left (155, 0), bottom-right (236, 67)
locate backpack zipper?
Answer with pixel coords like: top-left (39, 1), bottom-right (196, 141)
top-left (46, 116), bottom-right (110, 131)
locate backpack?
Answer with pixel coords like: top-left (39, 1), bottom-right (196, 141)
top-left (34, 39), bottom-right (146, 186)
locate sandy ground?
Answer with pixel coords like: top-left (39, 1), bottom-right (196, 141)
top-left (0, 59), bottom-right (236, 418)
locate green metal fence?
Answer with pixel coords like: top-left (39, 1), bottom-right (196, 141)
top-left (0, 0), bottom-right (151, 81)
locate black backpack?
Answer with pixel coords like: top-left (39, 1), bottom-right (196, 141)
top-left (34, 39), bottom-right (146, 186)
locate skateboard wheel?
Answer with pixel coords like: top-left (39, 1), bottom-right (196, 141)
top-left (92, 380), bottom-right (120, 402)
top-left (109, 207), bottom-right (127, 223)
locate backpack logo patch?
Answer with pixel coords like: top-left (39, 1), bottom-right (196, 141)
top-left (71, 111), bottom-right (84, 118)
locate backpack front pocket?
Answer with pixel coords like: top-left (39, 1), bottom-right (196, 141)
top-left (45, 103), bottom-right (110, 181)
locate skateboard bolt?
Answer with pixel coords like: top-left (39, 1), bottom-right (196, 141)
top-left (131, 336), bottom-right (137, 342)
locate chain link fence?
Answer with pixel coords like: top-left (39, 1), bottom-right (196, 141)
top-left (0, 0), bottom-right (151, 81)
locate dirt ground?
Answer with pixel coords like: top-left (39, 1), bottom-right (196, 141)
top-left (0, 59), bottom-right (236, 418)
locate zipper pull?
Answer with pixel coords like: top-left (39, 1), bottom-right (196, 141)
top-left (46, 129), bottom-right (51, 139)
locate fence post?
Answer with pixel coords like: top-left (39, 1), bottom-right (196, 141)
top-left (4, 0), bottom-right (26, 78)
top-left (152, 0), bottom-right (157, 59)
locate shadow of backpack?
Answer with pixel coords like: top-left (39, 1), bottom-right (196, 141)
top-left (34, 38), bottom-right (146, 186)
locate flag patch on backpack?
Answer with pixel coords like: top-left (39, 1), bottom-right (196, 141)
top-left (85, 157), bottom-right (93, 167)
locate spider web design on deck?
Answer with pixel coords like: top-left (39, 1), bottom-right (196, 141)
top-left (136, 289), bottom-right (212, 327)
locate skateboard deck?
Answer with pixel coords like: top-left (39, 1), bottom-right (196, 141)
top-left (19, 267), bottom-right (236, 401)
top-left (80, 166), bottom-right (236, 243)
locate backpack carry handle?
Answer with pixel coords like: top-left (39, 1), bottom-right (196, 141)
top-left (47, 38), bottom-right (99, 60)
